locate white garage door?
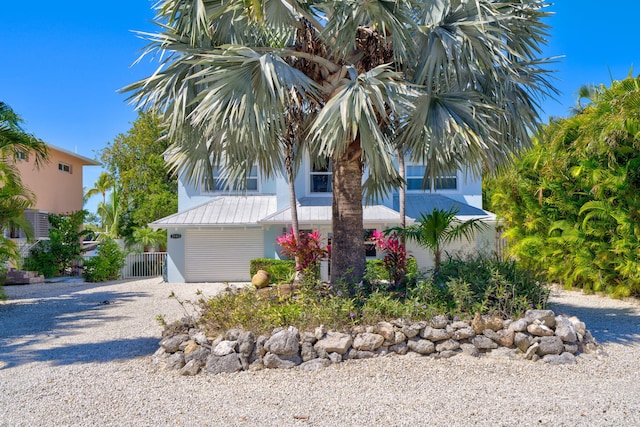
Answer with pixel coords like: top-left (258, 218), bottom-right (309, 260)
top-left (185, 228), bottom-right (264, 282)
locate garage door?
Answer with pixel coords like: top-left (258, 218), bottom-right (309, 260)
top-left (185, 228), bottom-right (264, 282)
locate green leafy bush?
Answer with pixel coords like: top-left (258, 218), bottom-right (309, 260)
top-left (409, 255), bottom-right (549, 319)
top-left (486, 76), bottom-right (640, 297)
top-left (200, 255), bottom-right (546, 336)
top-left (24, 210), bottom-right (89, 277)
top-left (250, 258), bottom-right (296, 284)
top-left (82, 239), bottom-right (125, 282)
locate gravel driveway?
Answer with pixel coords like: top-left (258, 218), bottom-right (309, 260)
top-left (1, 278), bottom-right (639, 426)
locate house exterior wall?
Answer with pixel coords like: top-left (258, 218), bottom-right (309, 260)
top-left (12, 146), bottom-right (98, 214)
top-left (161, 154), bottom-right (494, 283)
top-left (165, 227), bottom-right (187, 283)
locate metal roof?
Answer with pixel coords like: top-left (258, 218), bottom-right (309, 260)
top-left (150, 195), bottom-right (278, 228)
top-left (151, 194), bottom-right (494, 229)
top-left (258, 197), bottom-right (410, 225)
top-left (393, 194), bottom-right (496, 221)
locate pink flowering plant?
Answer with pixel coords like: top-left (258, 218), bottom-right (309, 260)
top-left (276, 229), bottom-right (328, 279)
top-left (371, 230), bottom-right (407, 287)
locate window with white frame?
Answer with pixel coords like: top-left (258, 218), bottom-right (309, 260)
top-left (406, 164), bottom-right (457, 191)
top-left (58, 162), bottom-right (72, 174)
top-left (203, 164), bottom-right (259, 193)
top-left (16, 150), bottom-right (28, 162)
top-left (310, 162), bottom-right (332, 193)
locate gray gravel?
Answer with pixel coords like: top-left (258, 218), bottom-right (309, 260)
top-left (1, 278), bottom-right (639, 426)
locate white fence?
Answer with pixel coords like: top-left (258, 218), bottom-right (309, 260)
top-left (122, 252), bottom-right (167, 280)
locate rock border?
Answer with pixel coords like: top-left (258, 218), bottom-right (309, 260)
top-left (152, 309), bottom-right (601, 376)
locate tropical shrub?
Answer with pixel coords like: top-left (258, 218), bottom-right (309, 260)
top-left (201, 255), bottom-right (546, 336)
top-left (82, 239), bottom-right (125, 282)
top-left (276, 229), bottom-right (328, 272)
top-left (24, 210), bottom-right (89, 277)
top-left (487, 76), bottom-right (640, 297)
top-left (371, 231), bottom-right (407, 287)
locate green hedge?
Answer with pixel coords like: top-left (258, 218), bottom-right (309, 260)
top-left (250, 258), bottom-right (297, 284)
top-left (250, 257), bottom-right (419, 285)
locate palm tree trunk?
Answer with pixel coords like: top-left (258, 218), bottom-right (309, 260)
top-left (330, 139), bottom-right (365, 288)
top-left (285, 143), bottom-right (303, 283)
top-left (397, 147), bottom-right (406, 242)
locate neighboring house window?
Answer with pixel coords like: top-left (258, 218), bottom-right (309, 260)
top-left (310, 162), bottom-right (332, 193)
top-left (16, 150), bottom-right (28, 162)
top-left (364, 229), bottom-right (378, 257)
top-left (406, 164), bottom-right (457, 191)
top-left (9, 225), bottom-right (21, 239)
top-left (58, 162), bottom-right (72, 174)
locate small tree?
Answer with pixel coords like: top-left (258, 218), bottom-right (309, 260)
top-left (389, 208), bottom-right (488, 273)
top-left (25, 210), bottom-right (89, 277)
top-left (83, 238), bottom-right (125, 282)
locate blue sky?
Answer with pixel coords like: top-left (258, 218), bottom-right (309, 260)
top-left (2, 1), bottom-right (639, 215)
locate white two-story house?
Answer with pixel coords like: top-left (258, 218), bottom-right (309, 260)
top-left (151, 158), bottom-right (496, 283)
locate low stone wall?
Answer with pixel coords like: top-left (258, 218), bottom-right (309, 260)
top-left (152, 310), bottom-right (600, 376)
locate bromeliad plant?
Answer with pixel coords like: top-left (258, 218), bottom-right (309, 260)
top-left (276, 229), bottom-right (328, 283)
top-left (371, 230), bottom-right (407, 288)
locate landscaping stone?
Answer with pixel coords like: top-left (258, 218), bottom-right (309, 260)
top-left (430, 315), bottom-right (449, 329)
top-left (212, 340), bottom-right (237, 357)
top-left (537, 336), bottom-right (564, 356)
top-left (525, 310), bottom-right (556, 328)
top-left (460, 343), bottom-right (480, 357)
top-left (180, 360), bottom-right (202, 376)
top-left (420, 326), bottom-right (451, 342)
top-left (264, 327), bottom-right (299, 357)
top-left (514, 332), bottom-right (531, 353)
top-left (353, 333), bottom-right (384, 351)
top-left (554, 316), bottom-right (578, 343)
top-left (315, 332), bottom-right (353, 355)
top-left (263, 353), bottom-right (301, 369)
top-left (452, 327), bottom-right (475, 340)
top-left (407, 338), bottom-right (435, 355)
top-left (527, 323), bottom-right (555, 337)
top-left (373, 322), bottom-right (396, 343)
top-left (160, 334), bottom-right (189, 353)
top-left (508, 318), bottom-right (530, 332)
top-left (472, 313), bottom-right (503, 334)
top-left (300, 342), bottom-right (318, 362)
top-left (184, 347), bottom-right (209, 364)
top-left (166, 352), bottom-right (185, 370)
top-left (154, 309), bottom-right (600, 376)
top-left (472, 335), bottom-right (498, 350)
top-left (435, 339), bottom-right (460, 352)
top-left (206, 353), bottom-right (242, 374)
top-left (183, 340), bottom-right (199, 355)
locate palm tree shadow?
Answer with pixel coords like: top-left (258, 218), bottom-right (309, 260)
top-left (0, 288), bottom-right (161, 370)
top-left (548, 300), bottom-right (640, 345)
top-left (0, 337), bottom-right (160, 369)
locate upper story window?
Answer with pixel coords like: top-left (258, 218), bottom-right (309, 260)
top-left (406, 164), bottom-right (457, 191)
top-left (15, 150), bottom-right (28, 162)
top-left (204, 164), bottom-right (259, 193)
top-left (310, 162), bottom-right (332, 193)
top-left (58, 162), bottom-right (72, 174)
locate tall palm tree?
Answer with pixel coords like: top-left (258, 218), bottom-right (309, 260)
top-left (390, 207), bottom-right (489, 272)
top-left (124, 0), bottom-right (555, 287)
top-left (98, 189), bottom-right (121, 239)
top-left (85, 172), bottom-right (114, 229)
top-left (85, 172), bottom-right (114, 207)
